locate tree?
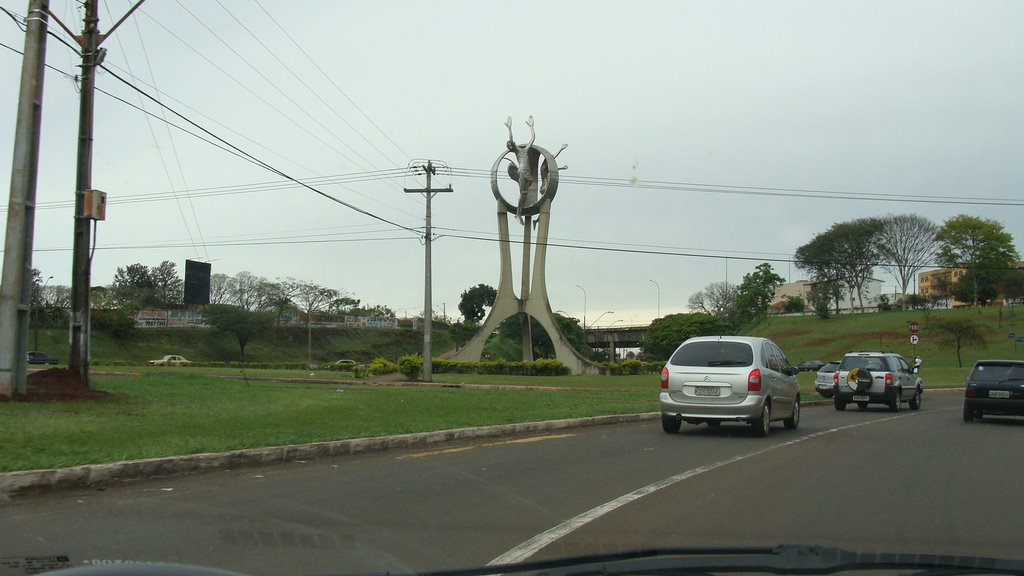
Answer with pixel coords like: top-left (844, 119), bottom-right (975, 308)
top-left (936, 215), bottom-right (1020, 307)
top-left (930, 317), bottom-right (986, 368)
top-left (999, 269), bottom-right (1024, 315)
top-left (209, 273), bottom-right (232, 305)
top-left (875, 214), bottom-right (938, 302)
top-left (735, 263), bottom-right (785, 323)
top-left (111, 263), bottom-right (156, 310)
top-left (229, 271), bottom-right (274, 311)
top-left (795, 230), bottom-right (848, 314)
top-left (782, 295), bottom-right (806, 314)
top-left (641, 313), bottom-right (731, 360)
top-left (150, 261), bottom-right (183, 309)
top-left (687, 282), bottom-right (737, 325)
top-left (203, 304), bottom-right (274, 363)
top-left (328, 295), bottom-right (361, 314)
top-left (293, 281), bottom-right (339, 324)
top-left (458, 284), bottom-right (497, 323)
top-left (808, 283), bottom-right (835, 319)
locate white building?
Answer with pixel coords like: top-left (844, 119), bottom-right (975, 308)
top-left (772, 278), bottom-right (886, 314)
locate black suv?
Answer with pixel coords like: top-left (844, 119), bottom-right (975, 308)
top-left (833, 351), bottom-right (923, 412)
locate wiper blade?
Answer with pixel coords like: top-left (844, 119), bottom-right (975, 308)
top-left (320, 546), bottom-right (1024, 576)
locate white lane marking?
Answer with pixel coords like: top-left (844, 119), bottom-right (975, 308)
top-left (488, 413), bottom-right (914, 566)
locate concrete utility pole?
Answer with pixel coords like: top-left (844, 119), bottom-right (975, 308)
top-left (58, 0), bottom-right (145, 385)
top-left (0, 0), bottom-right (50, 398)
top-left (404, 161), bottom-right (452, 382)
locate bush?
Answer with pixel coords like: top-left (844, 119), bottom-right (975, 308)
top-left (368, 358), bottom-right (399, 375)
top-left (398, 354), bottom-right (423, 380)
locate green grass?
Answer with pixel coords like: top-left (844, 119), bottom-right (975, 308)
top-left (15, 306), bottom-right (1014, 474)
top-left (1, 371), bottom-right (653, 472)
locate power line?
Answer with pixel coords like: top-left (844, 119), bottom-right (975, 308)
top-left (251, 0), bottom-right (411, 162)
top-left (97, 62), bottom-right (422, 235)
top-left (449, 167), bottom-right (1024, 207)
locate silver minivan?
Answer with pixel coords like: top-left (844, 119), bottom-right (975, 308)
top-left (660, 336), bottom-right (801, 436)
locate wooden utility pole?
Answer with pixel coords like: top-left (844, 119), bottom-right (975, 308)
top-left (0, 0), bottom-right (49, 398)
top-left (404, 161), bottom-right (452, 382)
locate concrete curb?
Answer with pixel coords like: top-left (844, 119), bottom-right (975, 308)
top-left (0, 413), bottom-right (659, 498)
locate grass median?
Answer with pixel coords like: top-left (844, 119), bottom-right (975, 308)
top-left (1, 371), bottom-right (655, 473)
top-left (4, 366), bottom-right (967, 474)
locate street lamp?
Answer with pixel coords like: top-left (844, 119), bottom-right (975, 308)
top-left (576, 284), bottom-right (587, 330)
top-left (592, 310), bottom-right (614, 327)
top-left (649, 279), bottom-right (660, 319)
top-left (33, 275), bottom-right (52, 351)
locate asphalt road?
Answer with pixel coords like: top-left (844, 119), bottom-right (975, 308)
top-left (2, 391), bottom-right (1022, 576)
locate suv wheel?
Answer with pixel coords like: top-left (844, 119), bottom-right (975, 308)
top-left (962, 404), bottom-right (974, 422)
top-left (661, 415), bottom-right (681, 434)
top-left (909, 389), bottom-right (922, 410)
top-left (834, 397), bottom-right (847, 411)
top-left (888, 389), bottom-right (902, 412)
top-left (751, 404), bottom-right (771, 437)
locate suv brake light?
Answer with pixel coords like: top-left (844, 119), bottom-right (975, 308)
top-left (833, 372), bottom-right (839, 386)
top-left (661, 367), bottom-right (669, 390)
top-left (748, 368), bottom-right (762, 392)
top-left (884, 373), bottom-right (893, 387)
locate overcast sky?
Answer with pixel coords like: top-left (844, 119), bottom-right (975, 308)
top-left (2, 0), bottom-right (1023, 326)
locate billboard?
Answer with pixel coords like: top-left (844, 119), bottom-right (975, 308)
top-left (183, 260), bottom-right (212, 305)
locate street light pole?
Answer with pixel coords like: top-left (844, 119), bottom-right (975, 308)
top-left (591, 310), bottom-right (614, 327)
top-left (576, 284), bottom-right (587, 330)
top-left (649, 279), bottom-right (660, 319)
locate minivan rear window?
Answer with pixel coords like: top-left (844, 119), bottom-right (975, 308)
top-left (669, 341), bottom-right (754, 367)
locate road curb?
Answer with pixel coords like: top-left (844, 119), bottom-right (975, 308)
top-left (0, 412), bottom-right (659, 498)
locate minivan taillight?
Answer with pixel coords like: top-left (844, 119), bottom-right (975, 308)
top-left (661, 367), bottom-right (669, 390)
top-left (748, 369), bottom-right (762, 392)
top-left (884, 373), bottom-right (894, 387)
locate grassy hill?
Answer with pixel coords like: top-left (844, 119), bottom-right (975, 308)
top-left (31, 323), bottom-right (452, 366)
top-left (31, 307), bottom-right (1022, 380)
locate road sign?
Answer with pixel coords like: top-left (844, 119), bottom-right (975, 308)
top-left (910, 334), bottom-right (920, 345)
top-left (909, 321), bottom-right (920, 334)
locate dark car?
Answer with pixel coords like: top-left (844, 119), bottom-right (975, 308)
top-left (963, 359), bottom-right (1024, 422)
top-left (27, 351), bottom-right (59, 365)
top-left (797, 359), bottom-right (826, 372)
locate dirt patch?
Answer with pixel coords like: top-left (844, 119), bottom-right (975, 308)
top-left (0, 368), bottom-right (113, 403)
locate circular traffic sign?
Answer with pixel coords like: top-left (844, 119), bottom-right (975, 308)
top-left (910, 334), bottom-right (920, 345)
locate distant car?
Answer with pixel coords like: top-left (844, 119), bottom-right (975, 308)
top-left (963, 359), bottom-right (1024, 422)
top-left (814, 361), bottom-right (841, 398)
top-left (27, 351), bottom-right (59, 365)
top-left (833, 351), bottom-right (922, 412)
top-left (148, 355), bottom-right (192, 366)
top-left (333, 359), bottom-right (357, 367)
top-left (660, 335), bottom-right (801, 437)
top-left (797, 359), bottom-right (826, 372)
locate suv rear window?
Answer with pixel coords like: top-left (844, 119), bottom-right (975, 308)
top-left (669, 341), bottom-right (754, 367)
top-left (969, 362), bottom-right (1024, 384)
top-left (840, 356), bottom-right (889, 372)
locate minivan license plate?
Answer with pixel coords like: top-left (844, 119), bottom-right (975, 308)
top-left (990, 390), bottom-right (1011, 399)
top-left (695, 386), bottom-right (720, 397)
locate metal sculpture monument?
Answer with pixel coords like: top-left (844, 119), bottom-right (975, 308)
top-left (453, 118), bottom-right (602, 375)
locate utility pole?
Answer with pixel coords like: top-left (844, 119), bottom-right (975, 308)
top-left (57, 0), bottom-right (145, 385)
top-left (67, 0), bottom-right (100, 385)
top-left (405, 161), bottom-right (452, 382)
top-left (0, 0), bottom-right (50, 398)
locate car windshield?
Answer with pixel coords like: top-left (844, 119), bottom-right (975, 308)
top-left (669, 341), bottom-right (754, 368)
top-left (4, 2), bottom-right (1024, 576)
